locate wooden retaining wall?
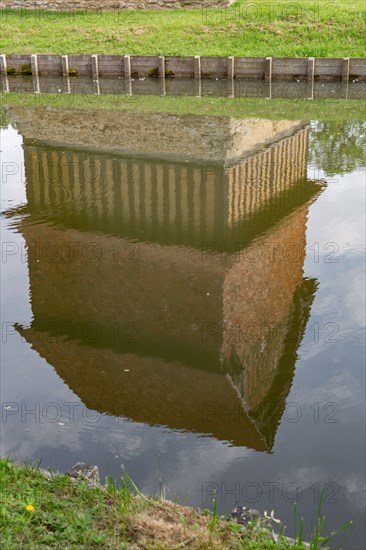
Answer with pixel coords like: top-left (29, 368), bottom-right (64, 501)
top-left (1, 54), bottom-right (366, 81)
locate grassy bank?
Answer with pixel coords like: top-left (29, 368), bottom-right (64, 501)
top-left (1, 457), bottom-right (352, 549)
top-left (0, 0), bottom-right (365, 57)
top-left (2, 92), bottom-right (366, 123)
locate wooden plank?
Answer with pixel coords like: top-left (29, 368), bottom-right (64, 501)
top-left (272, 57), bottom-right (308, 80)
top-left (4, 54), bottom-right (32, 73)
top-left (349, 58), bottom-right (366, 80)
top-left (201, 56), bottom-right (227, 78)
top-left (68, 55), bottom-right (93, 76)
top-left (130, 55), bottom-right (159, 77)
top-left (98, 55), bottom-right (124, 77)
top-left (37, 55), bottom-right (62, 76)
top-left (234, 57), bottom-right (267, 79)
top-left (165, 56), bottom-right (195, 77)
top-left (314, 58), bottom-right (343, 80)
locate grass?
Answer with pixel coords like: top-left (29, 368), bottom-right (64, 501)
top-left (0, 0), bottom-right (365, 57)
top-left (0, 457), bottom-right (353, 550)
top-left (2, 91), bottom-right (365, 123)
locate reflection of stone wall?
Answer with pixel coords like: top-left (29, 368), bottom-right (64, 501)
top-left (10, 107), bottom-right (304, 163)
top-left (23, 223), bottom-right (225, 359)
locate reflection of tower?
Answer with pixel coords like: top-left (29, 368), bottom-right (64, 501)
top-left (11, 107), bottom-right (321, 451)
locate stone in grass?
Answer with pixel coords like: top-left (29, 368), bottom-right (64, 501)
top-left (66, 462), bottom-right (100, 486)
top-left (230, 506), bottom-right (310, 548)
top-left (230, 505), bottom-right (261, 527)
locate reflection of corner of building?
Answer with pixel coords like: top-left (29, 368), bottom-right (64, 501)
top-left (224, 276), bottom-right (318, 451)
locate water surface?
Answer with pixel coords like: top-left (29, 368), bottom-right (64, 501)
top-left (1, 106), bottom-right (365, 548)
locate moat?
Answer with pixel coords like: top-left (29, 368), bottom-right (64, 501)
top-left (1, 103), bottom-right (365, 548)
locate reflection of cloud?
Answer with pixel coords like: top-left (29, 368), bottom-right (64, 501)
top-left (342, 271), bottom-right (366, 329)
top-left (277, 466), bottom-right (326, 488)
top-left (298, 266), bottom-right (365, 365)
top-left (0, 127), bottom-right (26, 210)
top-left (305, 171), bottom-right (366, 262)
top-left (290, 371), bottom-right (363, 413)
top-left (339, 473), bottom-right (366, 512)
top-left (2, 395), bottom-right (253, 503)
top-left (301, 170), bottom-right (365, 372)
top-left (277, 467), bottom-right (366, 513)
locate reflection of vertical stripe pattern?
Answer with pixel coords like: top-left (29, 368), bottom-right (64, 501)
top-left (226, 128), bottom-right (308, 226)
top-left (23, 128), bottom-right (308, 237)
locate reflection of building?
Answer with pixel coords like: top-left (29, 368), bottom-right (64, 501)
top-left (12, 107), bottom-right (321, 451)
top-left (12, 107), bottom-right (309, 247)
top-left (21, 127), bottom-right (308, 247)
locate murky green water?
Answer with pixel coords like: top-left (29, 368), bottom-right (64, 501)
top-left (1, 104), bottom-right (365, 548)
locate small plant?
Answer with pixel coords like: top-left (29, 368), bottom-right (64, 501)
top-left (5, 64), bottom-right (32, 75)
top-left (271, 496), bottom-right (354, 549)
top-left (308, 493), bottom-right (353, 549)
top-left (208, 492), bottom-right (219, 532)
top-left (67, 68), bottom-right (78, 77)
top-left (165, 69), bottom-right (175, 78)
top-left (19, 64), bottom-right (32, 75)
top-left (147, 67), bottom-right (159, 77)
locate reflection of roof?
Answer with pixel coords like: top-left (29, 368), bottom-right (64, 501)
top-left (17, 274), bottom-right (316, 451)
top-left (15, 327), bottom-right (269, 451)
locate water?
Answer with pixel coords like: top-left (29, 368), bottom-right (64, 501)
top-left (1, 104), bottom-right (365, 548)
top-left (2, 74), bottom-right (366, 100)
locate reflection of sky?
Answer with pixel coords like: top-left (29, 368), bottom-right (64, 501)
top-left (1, 124), bottom-right (365, 548)
top-left (1, 126), bottom-right (27, 210)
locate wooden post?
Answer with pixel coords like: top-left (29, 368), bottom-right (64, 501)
top-left (91, 55), bottom-right (99, 79)
top-left (125, 76), bottom-right (132, 96)
top-left (307, 57), bottom-right (315, 81)
top-left (195, 78), bottom-right (202, 97)
top-left (228, 78), bottom-right (235, 98)
top-left (160, 76), bottom-right (166, 96)
top-left (31, 55), bottom-right (40, 93)
top-left (265, 57), bottom-right (272, 80)
top-left (0, 53), bottom-right (7, 75)
top-left (227, 56), bottom-right (235, 80)
top-left (268, 79), bottom-right (272, 99)
top-left (307, 57), bottom-right (315, 100)
top-left (194, 55), bottom-right (201, 79)
top-left (61, 56), bottom-right (71, 93)
top-left (61, 55), bottom-right (69, 77)
top-left (158, 55), bottom-right (165, 78)
top-left (1, 55), bottom-right (9, 93)
top-left (124, 55), bottom-right (131, 79)
top-left (30, 54), bottom-right (39, 76)
top-left (342, 57), bottom-right (350, 82)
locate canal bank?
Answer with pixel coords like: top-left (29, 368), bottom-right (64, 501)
top-left (5, 457), bottom-right (352, 549)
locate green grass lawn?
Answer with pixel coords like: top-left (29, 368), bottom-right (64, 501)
top-left (0, 0), bottom-right (365, 56)
top-left (0, 457), bottom-right (351, 549)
